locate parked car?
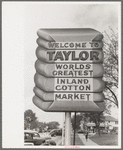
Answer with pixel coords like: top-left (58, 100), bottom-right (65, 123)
top-left (39, 132), bottom-right (56, 145)
top-left (24, 130), bottom-right (45, 145)
top-left (42, 139), bottom-right (56, 146)
top-left (24, 130), bottom-right (56, 146)
top-left (24, 142), bottom-right (34, 146)
top-left (77, 130), bottom-right (85, 134)
top-left (110, 129), bottom-right (118, 134)
top-left (49, 129), bottom-right (62, 137)
top-left (102, 129), bottom-right (110, 134)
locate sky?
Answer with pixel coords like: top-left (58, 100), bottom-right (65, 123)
top-left (2, 2), bottom-right (121, 147)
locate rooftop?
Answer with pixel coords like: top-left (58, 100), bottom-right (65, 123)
top-left (101, 116), bottom-right (118, 122)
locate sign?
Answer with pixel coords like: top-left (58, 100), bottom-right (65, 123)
top-left (35, 60), bottom-right (104, 77)
top-left (33, 28), bottom-right (105, 112)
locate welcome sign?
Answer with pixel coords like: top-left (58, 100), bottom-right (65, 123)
top-left (33, 28), bottom-right (105, 112)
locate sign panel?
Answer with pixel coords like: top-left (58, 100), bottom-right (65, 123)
top-left (37, 28), bottom-right (103, 42)
top-left (37, 39), bottom-right (103, 49)
top-left (33, 95), bottom-right (105, 112)
top-left (33, 28), bottom-right (105, 112)
top-left (35, 60), bottom-right (104, 77)
top-left (36, 47), bottom-right (103, 63)
top-left (34, 73), bottom-right (105, 92)
top-left (33, 86), bottom-right (105, 102)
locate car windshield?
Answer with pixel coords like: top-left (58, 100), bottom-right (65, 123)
top-left (24, 133), bottom-right (33, 140)
top-left (33, 133), bottom-right (40, 137)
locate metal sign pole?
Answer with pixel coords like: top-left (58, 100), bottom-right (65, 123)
top-left (62, 113), bottom-right (65, 145)
top-left (65, 112), bottom-right (71, 145)
top-left (73, 112), bottom-right (76, 145)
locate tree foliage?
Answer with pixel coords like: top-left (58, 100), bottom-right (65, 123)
top-left (103, 28), bottom-right (118, 107)
top-left (71, 114), bottom-right (83, 130)
top-left (24, 110), bottom-right (60, 131)
top-left (82, 112), bottom-right (104, 135)
top-left (71, 112), bottom-right (104, 135)
top-left (47, 121), bottom-right (60, 130)
top-left (36, 121), bottom-right (47, 132)
top-left (24, 109), bottom-right (37, 130)
top-left (36, 121), bottom-right (60, 132)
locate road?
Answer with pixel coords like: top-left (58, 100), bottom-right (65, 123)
top-left (39, 132), bottom-right (96, 146)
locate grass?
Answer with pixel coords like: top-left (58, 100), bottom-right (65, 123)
top-left (89, 133), bottom-right (118, 145)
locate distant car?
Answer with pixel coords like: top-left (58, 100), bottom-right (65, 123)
top-left (49, 129), bottom-right (62, 137)
top-left (77, 130), bottom-right (85, 134)
top-left (24, 130), bottom-right (45, 145)
top-left (110, 129), bottom-right (118, 134)
top-left (102, 129), bottom-right (109, 134)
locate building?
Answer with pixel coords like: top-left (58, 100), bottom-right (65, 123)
top-left (101, 116), bottom-right (118, 130)
top-left (80, 116), bottom-right (118, 132)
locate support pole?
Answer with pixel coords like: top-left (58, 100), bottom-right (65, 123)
top-left (65, 112), bottom-right (71, 146)
top-left (62, 113), bottom-right (65, 145)
top-left (73, 112), bottom-right (76, 145)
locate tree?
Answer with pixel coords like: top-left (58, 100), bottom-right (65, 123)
top-left (36, 121), bottom-right (60, 132)
top-left (47, 121), bottom-right (60, 130)
top-left (71, 113), bottom-right (83, 130)
top-left (71, 112), bottom-right (105, 136)
top-left (36, 121), bottom-right (47, 132)
top-left (103, 28), bottom-right (118, 107)
top-left (24, 109), bottom-right (38, 130)
top-left (86, 112), bottom-right (104, 136)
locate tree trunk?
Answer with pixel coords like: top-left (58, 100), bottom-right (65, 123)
top-left (98, 125), bottom-right (100, 136)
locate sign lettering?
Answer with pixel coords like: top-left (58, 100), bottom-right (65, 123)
top-left (47, 42), bottom-right (103, 49)
top-left (55, 93), bottom-right (92, 101)
top-left (46, 50), bottom-right (103, 62)
top-left (55, 78), bottom-right (93, 92)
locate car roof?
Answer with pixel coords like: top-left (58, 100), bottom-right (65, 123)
top-left (50, 129), bottom-right (58, 132)
top-left (24, 130), bottom-right (38, 133)
top-left (50, 129), bottom-right (61, 132)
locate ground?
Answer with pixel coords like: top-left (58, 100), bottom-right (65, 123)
top-left (38, 132), bottom-right (118, 146)
top-left (71, 133), bottom-right (84, 145)
top-left (89, 133), bottom-right (118, 145)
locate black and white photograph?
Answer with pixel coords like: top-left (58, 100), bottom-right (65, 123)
top-left (2, 1), bottom-right (121, 148)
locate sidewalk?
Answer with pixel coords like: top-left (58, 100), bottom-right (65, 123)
top-left (78, 134), bottom-right (98, 146)
top-left (56, 133), bottom-right (98, 146)
top-left (71, 133), bottom-right (84, 145)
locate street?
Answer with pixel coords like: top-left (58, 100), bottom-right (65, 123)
top-left (38, 132), bottom-right (118, 146)
top-left (39, 132), bottom-right (94, 146)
